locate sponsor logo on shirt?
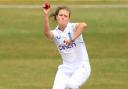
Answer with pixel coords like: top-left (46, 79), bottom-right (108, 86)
top-left (58, 42), bottom-right (76, 51)
top-left (56, 36), bottom-right (61, 39)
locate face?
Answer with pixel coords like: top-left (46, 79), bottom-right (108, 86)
top-left (56, 9), bottom-right (70, 28)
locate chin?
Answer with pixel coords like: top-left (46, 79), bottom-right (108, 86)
top-left (62, 22), bottom-right (68, 26)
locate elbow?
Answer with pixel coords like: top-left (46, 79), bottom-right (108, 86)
top-left (44, 32), bottom-right (48, 37)
top-left (44, 32), bottom-right (50, 38)
top-left (82, 22), bottom-right (87, 29)
top-left (79, 22), bottom-right (87, 31)
top-left (44, 31), bottom-right (52, 39)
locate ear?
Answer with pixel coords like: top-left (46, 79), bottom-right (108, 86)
top-left (55, 15), bottom-right (58, 20)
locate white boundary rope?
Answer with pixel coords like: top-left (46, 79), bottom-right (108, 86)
top-left (0, 4), bottom-right (128, 9)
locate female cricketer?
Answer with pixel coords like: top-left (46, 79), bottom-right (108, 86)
top-left (42, 2), bottom-right (91, 89)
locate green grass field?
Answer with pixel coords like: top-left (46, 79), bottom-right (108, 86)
top-left (0, 1), bottom-right (128, 89)
top-left (0, 0), bottom-right (128, 5)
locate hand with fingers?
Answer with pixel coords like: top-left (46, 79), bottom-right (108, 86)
top-left (42, 2), bottom-right (51, 15)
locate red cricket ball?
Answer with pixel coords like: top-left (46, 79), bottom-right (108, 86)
top-left (43, 3), bottom-right (50, 10)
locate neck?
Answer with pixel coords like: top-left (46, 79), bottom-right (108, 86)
top-left (58, 25), bottom-right (66, 32)
top-left (59, 26), bottom-right (65, 31)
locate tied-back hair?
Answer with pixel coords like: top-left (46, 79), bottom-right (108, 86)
top-left (50, 6), bottom-right (71, 21)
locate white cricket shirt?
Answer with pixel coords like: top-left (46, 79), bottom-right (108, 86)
top-left (52, 22), bottom-right (89, 70)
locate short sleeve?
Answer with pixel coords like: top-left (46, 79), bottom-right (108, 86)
top-left (51, 30), bottom-right (58, 42)
top-left (70, 23), bottom-right (77, 32)
top-left (51, 30), bottom-right (54, 35)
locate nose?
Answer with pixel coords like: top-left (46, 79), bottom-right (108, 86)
top-left (61, 16), bottom-right (65, 20)
top-left (61, 17), bottom-right (64, 20)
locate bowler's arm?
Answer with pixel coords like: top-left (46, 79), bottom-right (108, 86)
top-left (72, 22), bottom-right (87, 41)
top-left (42, 3), bottom-right (53, 39)
top-left (43, 14), bottom-right (53, 39)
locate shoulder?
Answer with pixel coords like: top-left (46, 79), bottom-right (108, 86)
top-left (68, 22), bottom-right (77, 26)
top-left (51, 29), bottom-right (57, 37)
top-left (51, 26), bottom-right (58, 33)
top-left (67, 22), bottom-right (77, 30)
top-left (51, 26), bottom-right (59, 38)
top-left (68, 22), bottom-right (87, 28)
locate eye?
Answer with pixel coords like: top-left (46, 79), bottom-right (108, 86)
top-left (64, 15), bottom-right (68, 18)
top-left (59, 14), bottom-right (63, 16)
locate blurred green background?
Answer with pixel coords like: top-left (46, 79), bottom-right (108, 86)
top-left (0, 0), bottom-right (128, 89)
top-left (0, 0), bottom-right (128, 5)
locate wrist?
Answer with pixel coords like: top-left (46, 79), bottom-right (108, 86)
top-left (44, 13), bottom-right (49, 17)
top-left (70, 39), bottom-right (74, 42)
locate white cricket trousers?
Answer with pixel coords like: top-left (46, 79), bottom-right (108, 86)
top-left (52, 63), bottom-right (91, 89)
